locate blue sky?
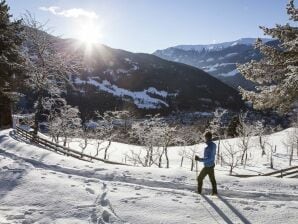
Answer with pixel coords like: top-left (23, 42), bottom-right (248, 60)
top-left (7, 0), bottom-right (291, 53)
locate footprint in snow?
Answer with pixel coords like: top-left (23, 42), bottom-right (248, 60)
top-left (102, 210), bottom-right (111, 223)
top-left (86, 187), bottom-right (95, 194)
top-left (6, 214), bottom-right (25, 220)
top-left (244, 206), bottom-right (258, 211)
top-left (24, 210), bottom-right (33, 215)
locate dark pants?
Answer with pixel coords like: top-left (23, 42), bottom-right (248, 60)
top-left (197, 165), bottom-right (217, 194)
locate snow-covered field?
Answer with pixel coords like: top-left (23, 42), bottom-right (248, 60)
top-left (0, 128), bottom-right (298, 224)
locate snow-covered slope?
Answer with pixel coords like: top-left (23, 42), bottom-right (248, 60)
top-left (0, 128), bottom-right (297, 224)
top-left (74, 77), bottom-right (175, 109)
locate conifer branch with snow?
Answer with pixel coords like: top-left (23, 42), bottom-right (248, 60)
top-left (237, 0), bottom-right (298, 113)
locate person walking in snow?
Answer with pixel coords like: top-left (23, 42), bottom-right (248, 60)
top-left (195, 131), bottom-right (218, 195)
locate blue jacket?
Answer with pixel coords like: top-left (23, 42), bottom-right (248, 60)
top-left (199, 141), bottom-right (216, 167)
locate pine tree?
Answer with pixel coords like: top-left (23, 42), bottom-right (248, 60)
top-left (237, 0), bottom-right (298, 113)
top-left (0, 0), bottom-right (24, 128)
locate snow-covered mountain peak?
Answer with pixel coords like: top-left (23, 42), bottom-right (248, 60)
top-left (173, 38), bottom-right (272, 52)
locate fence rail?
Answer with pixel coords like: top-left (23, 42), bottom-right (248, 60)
top-left (232, 165), bottom-right (298, 178)
top-left (15, 126), bottom-right (128, 166)
top-left (262, 166), bottom-right (298, 177)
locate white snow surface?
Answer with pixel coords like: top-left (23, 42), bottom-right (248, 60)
top-left (74, 77), bottom-right (172, 109)
top-left (0, 128), bottom-right (298, 224)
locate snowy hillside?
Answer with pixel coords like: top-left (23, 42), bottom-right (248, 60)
top-left (74, 77), bottom-right (175, 109)
top-left (0, 128), bottom-right (297, 224)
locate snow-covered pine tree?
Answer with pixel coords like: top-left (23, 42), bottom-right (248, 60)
top-left (237, 0), bottom-right (298, 113)
top-left (0, 0), bottom-right (24, 128)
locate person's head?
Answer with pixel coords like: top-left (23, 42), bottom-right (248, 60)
top-left (204, 131), bottom-right (212, 142)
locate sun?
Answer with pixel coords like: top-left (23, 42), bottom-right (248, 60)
top-left (76, 20), bottom-right (102, 44)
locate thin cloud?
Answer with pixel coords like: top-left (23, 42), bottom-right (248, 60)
top-left (39, 6), bottom-right (98, 19)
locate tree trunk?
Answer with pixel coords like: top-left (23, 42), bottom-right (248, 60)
top-left (190, 159), bottom-right (194, 171)
top-left (274, 145), bottom-right (277, 153)
top-left (164, 147), bottom-right (169, 168)
top-left (244, 152), bottom-right (248, 168)
top-left (158, 148), bottom-right (165, 168)
top-left (63, 137), bottom-right (67, 147)
top-left (0, 94), bottom-right (13, 129)
top-left (34, 95), bottom-right (43, 135)
top-left (260, 136), bottom-right (266, 156)
top-left (180, 156), bottom-right (184, 167)
top-left (216, 139), bottom-right (221, 164)
top-left (83, 138), bottom-right (88, 149)
top-left (270, 148), bottom-right (274, 169)
top-left (289, 146), bottom-right (294, 166)
top-left (104, 140), bottom-right (112, 160)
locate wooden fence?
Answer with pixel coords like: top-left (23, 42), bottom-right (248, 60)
top-left (232, 165), bottom-right (298, 178)
top-left (15, 126), bottom-right (129, 166)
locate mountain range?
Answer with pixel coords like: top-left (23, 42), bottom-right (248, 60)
top-left (21, 32), bottom-right (247, 119)
top-left (153, 38), bottom-right (274, 90)
top-left (63, 40), bottom-right (244, 118)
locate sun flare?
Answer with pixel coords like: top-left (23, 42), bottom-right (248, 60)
top-left (76, 20), bottom-right (102, 44)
